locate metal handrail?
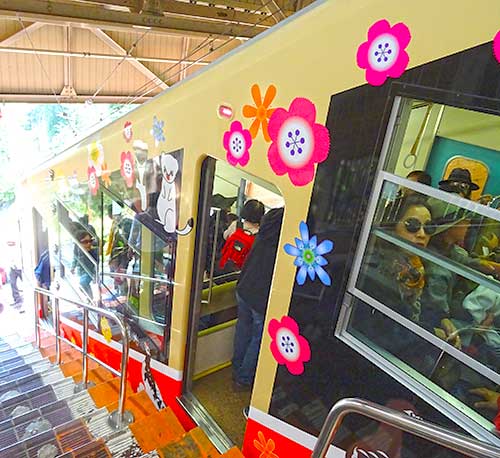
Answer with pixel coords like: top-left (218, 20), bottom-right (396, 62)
top-left (207, 207), bottom-right (221, 304)
top-left (33, 285), bottom-right (134, 429)
top-left (103, 270), bottom-right (174, 285)
top-left (311, 398), bottom-right (500, 458)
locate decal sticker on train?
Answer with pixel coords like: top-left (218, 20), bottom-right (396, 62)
top-left (267, 97), bottom-right (330, 186)
top-left (223, 120), bottom-right (252, 167)
top-left (494, 29), bottom-right (500, 63)
top-left (356, 19), bottom-right (411, 86)
top-left (284, 221), bottom-right (333, 286)
top-left (156, 151), bottom-right (193, 236)
top-left (123, 120), bottom-right (133, 143)
top-left (243, 83), bottom-right (277, 142)
top-left (151, 115), bottom-right (166, 147)
top-left (253, 431), bottom-right (279, 458)
top-left (120, 150), bottom-right (135, 188)
top-left (268, 315), bottom-right (311, 375)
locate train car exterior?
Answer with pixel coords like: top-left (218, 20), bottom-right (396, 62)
top-left (20, 0), bottom-right (500, 456)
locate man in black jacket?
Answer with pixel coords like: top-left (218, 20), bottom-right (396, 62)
top-left (232, 207), bottom-right (284, 389)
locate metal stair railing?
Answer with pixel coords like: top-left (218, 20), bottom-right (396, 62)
top-left (311, 398), bottom-right (500, 458)
top-left (33, 285), bottom-right (134, 430)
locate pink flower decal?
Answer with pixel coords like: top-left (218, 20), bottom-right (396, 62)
top-left (268, 316), bottom-right (311, 375)
top-left (223, 120), bottom-right (252, 166)
top-left (88, 166), bottom-right (99, 196)
top-left (123, 121), bottom-right (133, 142)
top-left (120, 151), bottom-right (135, 188)
top-left (267, 98), bottom-right (330, 186)
top-left (493, 30), bottom-right (500, 63)
top-left (356, 19), bottom-right (411, 86)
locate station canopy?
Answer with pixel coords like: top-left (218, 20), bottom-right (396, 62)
top-left (0, 0), bottom-right (314, 104)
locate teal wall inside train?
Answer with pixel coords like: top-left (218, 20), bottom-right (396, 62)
top-left (426, 136), bottom-right (500, 196)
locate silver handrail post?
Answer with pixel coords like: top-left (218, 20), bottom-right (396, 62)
top-left (311, 398), bottom-right (500, 458)
top-left (32, 284), bottom-right (134, 429)
top-left (82, 307), bottom-right (89, 386)
top-left (108, 319), bottom-right (134, 429)
top-left (207, 207), bottom-right (221, 305)
top-left (53, 297), bottom-right (61, 365)
top-left (34, 289), bottom-right (40, 348)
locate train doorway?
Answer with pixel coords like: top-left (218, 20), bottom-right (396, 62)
top-left (182, 157), bottom-right (284, 450)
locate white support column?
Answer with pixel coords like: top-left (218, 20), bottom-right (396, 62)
top-left (61, 25), bottom-right (77, 97)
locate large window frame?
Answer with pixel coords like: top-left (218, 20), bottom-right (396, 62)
top-left (336, 94), bottom-right (500, 443)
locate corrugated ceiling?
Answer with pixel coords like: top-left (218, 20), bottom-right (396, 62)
top-left (0, 0), bottom-right (315, 103)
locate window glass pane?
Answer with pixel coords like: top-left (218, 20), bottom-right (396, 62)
top-left (356, 180), bottom-right (500, 374)
top-left (383, 98), bottom-right (500, 205)
top-left (348, 299), bottom-right (497, 430)
top-left (56, 177), bottom-right (102, 242)
top-left (59, 215), bottom-right (99, 302)
top-left (100, 190), bottom-right (174, 359)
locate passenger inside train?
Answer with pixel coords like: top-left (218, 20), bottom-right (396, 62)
top-left (347, 97), bottom-right (500, 429)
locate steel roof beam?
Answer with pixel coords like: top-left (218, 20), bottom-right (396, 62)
top-left (0, 0), bottom-right (267, 38)
top-left (92, 28), bottom-right (168, 89)
top-left (77, 0), bottom-right (278, 27)
top-left (0, 93), bottom-right (153, 102)
top-left (0, 44), bottom-right (211, 65)
top-left (0, 21), bottom-right (45, 45)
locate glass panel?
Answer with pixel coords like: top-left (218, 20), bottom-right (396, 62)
top-left (100, 189), bottom-right (174, 359)
top-left (348, 299), bottom-right (497, 431)
top-left (58, 209), bottom-right (99, 302)
top-left (383, 98), bottom-right (499, 205)
top-left (356, 180), bottom-right (500, 372)
top-left (56, 176), bottom-right (102, 243)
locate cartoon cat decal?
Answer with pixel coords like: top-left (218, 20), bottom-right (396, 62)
top-left (156, 152), bottom-right (193, 236)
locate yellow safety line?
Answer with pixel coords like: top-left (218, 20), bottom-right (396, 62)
top-left (192, 361), bottom-right (232, 381)
top-left (197, 318), bottom-right (237, 337)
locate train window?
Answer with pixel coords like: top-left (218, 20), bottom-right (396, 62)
top-left (337, 96), bottom-right (500, 434)
top-left (53, 147), bottom-right (185, 361)
top-left (346, 298), bottom-right (496, 431)
top-left (57, 201), bottom-right (100, 301)
top-left (100, 190), bottom-right (174, 343)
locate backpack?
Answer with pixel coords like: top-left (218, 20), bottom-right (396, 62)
top-left (219, 222), bottom-right (255, 270)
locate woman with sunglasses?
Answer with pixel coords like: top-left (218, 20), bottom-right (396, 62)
top-left (360, 194), bottom-right (433, 323)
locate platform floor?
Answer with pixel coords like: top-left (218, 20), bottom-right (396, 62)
top-left (193, 366), bottom-right (251, 446)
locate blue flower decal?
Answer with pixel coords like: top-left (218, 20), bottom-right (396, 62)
top-left (151, 116), bottom-right (165, 146)
top-left (284, 221), bottom-right (334, 286)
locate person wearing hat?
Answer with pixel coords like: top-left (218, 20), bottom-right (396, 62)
top-left (438, 167), bottom-right (479, 199)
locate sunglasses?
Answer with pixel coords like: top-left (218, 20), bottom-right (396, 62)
top-left (404, 218), bottom-right (436, 235)
top-left (446, 181), bottom-right (471, 195)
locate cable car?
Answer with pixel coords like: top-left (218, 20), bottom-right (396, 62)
top-left (20, 0), bottom-right (500, 456)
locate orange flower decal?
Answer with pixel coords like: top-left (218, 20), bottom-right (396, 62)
top-left (243, 84), bottom-right (276, 142)
top-left (254, 431), bottom-right (279, 458)
top-left (101, 162), bottom-right (112, 187)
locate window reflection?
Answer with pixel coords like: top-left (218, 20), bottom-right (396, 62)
top-left (348, 300), bottom-right (498, 429)
top-left (101, 192), bottom-right (174, 329)
top-left (358, 181), bottom-right (500, 374)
